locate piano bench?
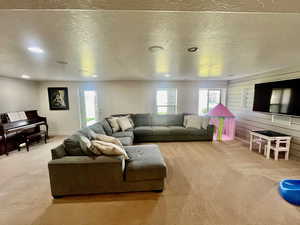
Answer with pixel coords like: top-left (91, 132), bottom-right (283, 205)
top-left (16, 134), bottom-right (29, 152)
top-left (26, 130), bottom-right (47, 144)
top-left (21, 131), bottom-right (47, 152)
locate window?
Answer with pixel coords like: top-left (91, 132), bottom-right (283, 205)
top-left (156, 88), bottom-right (177, 114)
top-left (198, 89), bottom-right (221, 115)
top-left (270, 88), bottom-right (291, 114)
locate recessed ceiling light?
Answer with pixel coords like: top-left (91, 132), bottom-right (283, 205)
top-left (27, 46), bottom-right (44, 54)
top-left (148, 46), bottom-right (164, 53)
top-left (92, 75), bottom-right (98, 78)
top-left (165, 74), bottom-right (170, 77)
top-left (187, 47), bottom-right (198, 52)
top-left (21, 74), bottom-right (30, 79)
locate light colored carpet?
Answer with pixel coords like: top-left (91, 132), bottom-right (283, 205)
top-left (1, 137), bottom-right (300, 225)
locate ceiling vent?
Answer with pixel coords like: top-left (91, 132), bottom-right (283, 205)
top-left (187, 47), bottom-right (198, 52)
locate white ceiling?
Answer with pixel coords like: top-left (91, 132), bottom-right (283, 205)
top-left (2, 0), bottom-right (300, 12)
top-left (1, 10), bottom-right (300, 81)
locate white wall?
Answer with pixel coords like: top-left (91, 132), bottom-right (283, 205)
top-left (39, 80), bottom-right (227, 135)
top-left (227, 72), bottom-right (300, 157)
top-left (0, 76), bottom-right (39, 113)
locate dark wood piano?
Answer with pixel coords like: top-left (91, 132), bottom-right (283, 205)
top-left (0, 110), bottom-right (48, 155)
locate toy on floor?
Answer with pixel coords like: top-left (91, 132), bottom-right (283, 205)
top-left (279, 179), bottom-right (300, 205)
top-left (208, 103), bottom-right (235, 141)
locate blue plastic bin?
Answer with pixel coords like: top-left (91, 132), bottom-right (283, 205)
top-left (279, 179), bottom-right (300, 206)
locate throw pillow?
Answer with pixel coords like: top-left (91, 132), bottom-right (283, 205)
top-left (184, 115), bottom-right (202, 129)
top-left (79, 135), bottom-right (95, 155)
top-left (183, 115), bottom-right (190, 127)
top-left (107, 117), bottom-right (120, 132)
top-left (102, 119), bottom-right (113, 136)
top-left (201, 117), bottom-right (209, 129)
top-left (91, 140), bottom-right (129, 159)
top-left (117, 116), bottom-right (133, 131)
top-left (63, 133), bottom-right (86, 156)
top-left (93, 134), bottom-right (122, 146)
top-left (127, 115), bottom-right (135, 128)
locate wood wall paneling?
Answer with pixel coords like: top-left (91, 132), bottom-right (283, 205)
top-left (227, 73), bottom-right (300, 157)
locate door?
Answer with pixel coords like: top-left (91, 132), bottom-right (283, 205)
top-left (79, 88), bottom-right (100, 127)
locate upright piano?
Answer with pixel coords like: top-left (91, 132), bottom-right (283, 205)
top-left (0, 110), bottom-right (48, 155)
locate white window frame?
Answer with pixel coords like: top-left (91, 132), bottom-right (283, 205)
top-left (156, 88), bottom-right (178, 114)
top-left (198, 88), bottom-right (222, 115)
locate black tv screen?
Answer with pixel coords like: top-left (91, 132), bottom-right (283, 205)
top-left (253, 78), bottom-right (300, 116)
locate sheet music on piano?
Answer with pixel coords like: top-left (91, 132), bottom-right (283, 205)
top-left (7, 111), bottom-right (27, 122)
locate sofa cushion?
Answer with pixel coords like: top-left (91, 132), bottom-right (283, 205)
top-left (124, 144), bottom-right (167, 182)
top-left (131, 113), bottom-right (151, 127)
top-left (112, 131), bottom-right (134, 139)
top-left (102, 119), bottom-right (113, 136)
top-left (63, 133), bottom-right (86, 156)
top-left (88, 122), bottom-right (106, 134)
top-left (133, 126), bottom-right (154, 136)
top-left (78, 127), bottom-right (94, 139)
top-left (186, 128), bottom-right (208, 136)
top-left (152, 114), bottom-right (184, 126)
top-left (152, 126), bottom-right (170, 136)
top-left (167, 114), bottom-right (184, 126)
top-left (168, 126), bottom-right (190, 136)
top-left (151, 114), bottom-right (169, 126)
top-left (117, 137), bottom-right (133, 146)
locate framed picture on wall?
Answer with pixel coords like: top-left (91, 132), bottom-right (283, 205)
top-left (48, 87), bottom-right (69, 110)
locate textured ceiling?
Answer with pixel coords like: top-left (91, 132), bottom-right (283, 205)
top-left (1, 10), bottom-right (300, 81)
top-left (1, 0), bottom-right (300, 12)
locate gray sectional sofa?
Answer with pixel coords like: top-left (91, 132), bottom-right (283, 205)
top-left (131, 113), bottom-right (214, 142)
top-left (48, 113), bottom-right (214, 197)
top-left (109, 113), bottom-right (214, 144)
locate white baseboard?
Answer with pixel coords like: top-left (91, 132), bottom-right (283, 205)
top-left (48, 129), bottom-right (74, 136)
top-left (235, 136), bottom-right (249, 144)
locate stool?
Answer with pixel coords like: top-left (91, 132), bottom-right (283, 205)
top-left (16, 133), bottom-right (29, 152)
top-left (26, 130), bottom-right (47, 148)
top-left (253, 137), bottom-right (266, 153)
top-left (264, 138), bottom-right (291, 160)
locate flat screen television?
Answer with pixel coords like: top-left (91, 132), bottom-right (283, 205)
top-left (253, 78), bottom-right (300, 116)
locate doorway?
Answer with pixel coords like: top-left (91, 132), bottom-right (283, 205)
top-left (80, 88), bottom-right (99, 127)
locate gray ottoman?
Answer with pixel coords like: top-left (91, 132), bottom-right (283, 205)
top-left (123, 144), bottom-right (167, 192)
